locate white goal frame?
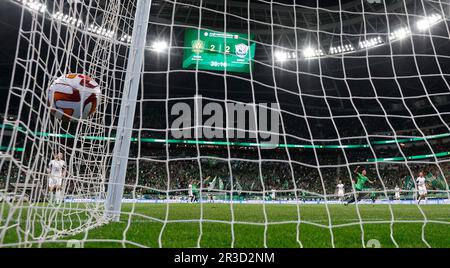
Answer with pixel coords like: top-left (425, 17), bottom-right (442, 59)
top-left (105, 0), bottom-right (152, 222)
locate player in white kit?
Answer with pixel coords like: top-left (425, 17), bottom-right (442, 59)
top-left (47, 152), bottom-right (66, 204)
top-left (394, 185), bottom-right (401, 201)
top-left (416, 172), bottom-right (428, 204)
top-left (188, 183), bottom-right (194, 203)
top-left (271, 189), bottom-right (276, 201)
top-left (336, 180), bottom-right (345, 202)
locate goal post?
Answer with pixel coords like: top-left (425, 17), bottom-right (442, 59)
top-left (105, 0), bottom-right (152, 222)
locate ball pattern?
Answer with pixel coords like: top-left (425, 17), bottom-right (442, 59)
top-left (47, 74), bottom-right (101, 121)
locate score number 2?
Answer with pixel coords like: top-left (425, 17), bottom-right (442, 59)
top-left (209, 44), bottom-right (231, 54)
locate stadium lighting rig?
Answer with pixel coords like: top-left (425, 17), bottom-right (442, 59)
top-left (87, 24), bottom-right (115, 39)
top-left (17, 0), bottom-right (46, 13)
top-left (52, 12), bottom-right (83, 27)
top-left (14, 0), bottom-right (170, 49)
top-left (359, 36), bottom-right (383, 49)
top-left (13, 1), bottom-right (446, 60)
top-left (389, 27), bottom-right (411, 41)
top-left (417, 13), bottom-right (443, 31)
top-left (275, 49), bottom-right (309, 61)
top-left (274, 50), bottom-right (289, 61)
top-left (302, 47), bottom-right (324, 59)
top-left (120, 34), bottom-right (132, 43)
top-left (150, 40), bottom-right (169, 52)
top-left (275, 12), bottom-right (443, 62)
top-left (329, 44), bottom-right (355, 55)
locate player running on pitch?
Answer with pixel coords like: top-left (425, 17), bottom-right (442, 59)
top-left (188, 183), bottom-right (194, 203)
top-left (336, 180), bottom-right (345, 202)
top-left (271, 188), bottom-right (276, 201)
top-left (416, 171), bottom-right (428, 204)
top-left (188, 181), bottom-right (199, 203)
top-left (394, 185), bottom-right (401, 201)
top-left (345, 166), bottom-right (375, 206)
top-left (47, 152), bottom-right (66, 205)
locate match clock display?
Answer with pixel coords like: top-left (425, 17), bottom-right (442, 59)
top-left (183, 28), bottom-right (256, 73)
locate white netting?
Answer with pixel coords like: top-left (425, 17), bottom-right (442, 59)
top-left (0, 0), bottom-right (136, 245)
top-left (0, 0), bottom-right (449, 248)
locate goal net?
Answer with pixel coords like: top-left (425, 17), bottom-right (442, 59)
top-left (0, 0), bottom-right (449, 248)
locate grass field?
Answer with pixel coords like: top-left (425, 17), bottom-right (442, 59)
top-left (1, 203), bottom-right (450, 248)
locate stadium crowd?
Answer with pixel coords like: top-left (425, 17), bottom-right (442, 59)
top-left (1, 147), bottom-right (449, 200)
top-left (1, 113), bottom-right (449, 200)
top-left (122, 146), bottom-right (450, 198)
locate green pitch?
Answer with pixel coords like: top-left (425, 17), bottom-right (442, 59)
top-left (2, 203), bottom-right (450, 248)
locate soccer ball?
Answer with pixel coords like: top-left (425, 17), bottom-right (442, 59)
top-left (47, 74), bottom-right (101, 121)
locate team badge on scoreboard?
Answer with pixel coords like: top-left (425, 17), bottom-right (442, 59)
top-left (235, 43), bottom-right (249, 58)
top-left (192, 39), bottom-right (205, 54)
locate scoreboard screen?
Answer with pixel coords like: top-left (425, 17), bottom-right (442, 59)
top-left (182, 29), bottom-right (256, 73)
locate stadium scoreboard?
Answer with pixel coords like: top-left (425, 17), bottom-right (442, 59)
top-left (183, 29), bottom-right (256, 73)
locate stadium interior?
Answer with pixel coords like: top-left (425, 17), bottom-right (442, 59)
top-left (0, 0), bottom-right (449, 248)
